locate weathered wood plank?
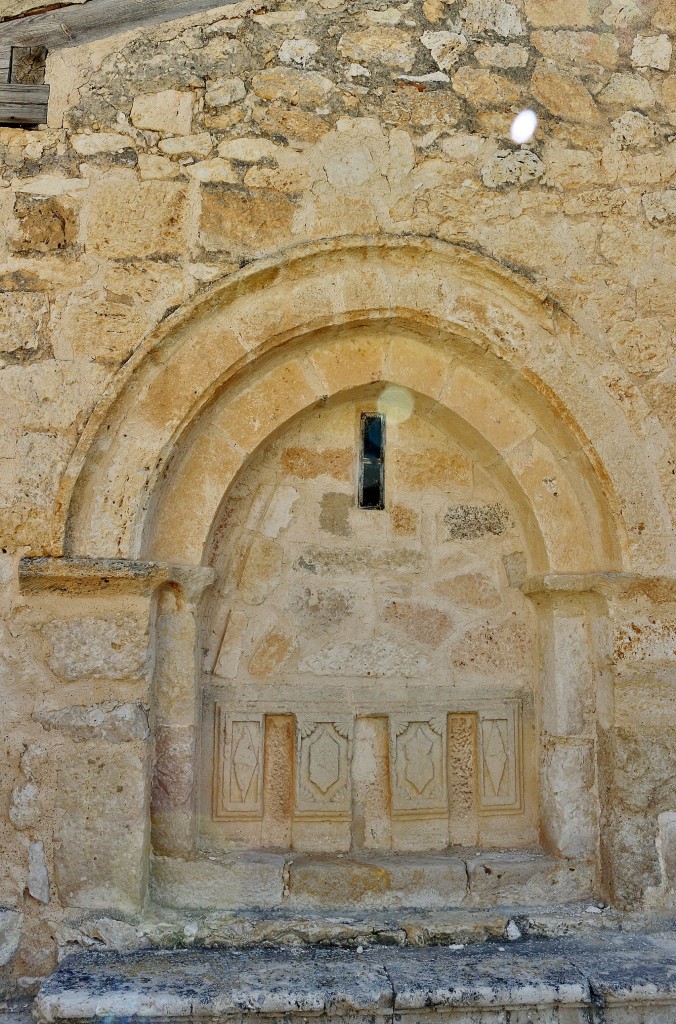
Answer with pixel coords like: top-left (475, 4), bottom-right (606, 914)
top-left (0, 82), bottom-right (49, 124)
top-left (0, 45), bottom-right (11, 83)
top-left (0, 0), bottom-right (244, 49)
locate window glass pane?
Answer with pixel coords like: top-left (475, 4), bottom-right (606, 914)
top-left (362, 415), bottom-right (383, 461)
top-left (360, 459), bottom-right (383, 509)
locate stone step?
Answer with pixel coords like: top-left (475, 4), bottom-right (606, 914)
top-left (151, 850), bottom-right (595, 911)
top-left (34, 934), bottom-right (676, 1024)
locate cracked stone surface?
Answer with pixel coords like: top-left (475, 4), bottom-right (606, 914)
top-left (33, 935), bottom-right (676, 1022)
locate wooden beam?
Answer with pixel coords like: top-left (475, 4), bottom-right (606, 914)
top-left (0, 0), bottom-right (244, 49)
top-left (0, 82), bottom-right (49, 124)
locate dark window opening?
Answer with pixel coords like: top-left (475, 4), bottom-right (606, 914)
top-left (359, 413), bottom-right (385, 510)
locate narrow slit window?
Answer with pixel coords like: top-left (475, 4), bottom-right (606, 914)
top-left (359, 413), bottom-right (385, 509)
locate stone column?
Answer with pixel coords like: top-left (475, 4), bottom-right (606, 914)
top-left (522, 576), bottom-right (608, 873)
top-left (150, 567), bottom-right (215, 858)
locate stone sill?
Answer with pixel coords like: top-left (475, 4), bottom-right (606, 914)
top-left (33, 935), bottom-right (676, 1023)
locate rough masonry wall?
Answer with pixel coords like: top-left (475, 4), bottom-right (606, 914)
top-left (0, 0), bottom-right (675, 1000)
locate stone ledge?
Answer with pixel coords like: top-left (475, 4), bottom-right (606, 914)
top-left (33, 935), bottom-right (676, 1023)
top-left (521, 573), bottom-right (676, 602)
top-left (18, 557), bottom-right (214, 598)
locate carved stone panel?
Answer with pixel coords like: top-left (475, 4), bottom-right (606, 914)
top-left (390, 717), bottom-right (447, 815)
top-left (213, 707), bottom-right (264, 819)
top-left (477, 706), bottom-right (521, 811)
top-left (295, 719), bottom-right (352, 818)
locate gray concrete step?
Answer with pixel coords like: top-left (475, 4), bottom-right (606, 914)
top-left (34, 933), bottom-right (676, 1024)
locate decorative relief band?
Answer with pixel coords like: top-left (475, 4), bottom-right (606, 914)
top-left (212, 703), bottom-right (523, 823)
top-left (213, 706), bottom-right (264, 819)
top-left (477, 705), bottom-right (521, 811)
top-left (389, 716), bottom-right (447, 815)
top-left (295, 718), bottom-right (352, 818)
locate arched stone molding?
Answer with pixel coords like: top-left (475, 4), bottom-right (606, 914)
top-left (29, 235), bottom-right (672, 913)
top-left (58, 235), bottom-right (671, 574)
top-left (143, 327), bottom-right (605, 574)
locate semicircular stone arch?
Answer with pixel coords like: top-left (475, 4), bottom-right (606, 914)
top-left (61, 235), bottom-right (670, 573)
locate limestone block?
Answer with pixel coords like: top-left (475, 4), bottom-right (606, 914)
top-left (54, 294), bottom-right (152, 364)
top-left (531, 65), bottom-right (601, 123)
top-left (611, 111), bottom-right (660, 149)
top-left (252, 104), bottom-right (330, 144)
top-left (524, 0), bottom-right (593, 28)
top-left (599, 73), bottom-right (656, 109)
top-left (466, 852), bottom-right (594, 906)
top-left (27, 840), bottom-right (49, 903)
top-left (299, 637), bottom-right (431, 678)
top-left (443, 366), bottom-right (535, 451)
top-left (421, 31), bottom-right (468, 71)
top-left (0, 909), bottom-right (22, 967)
top-left (248, 629), bottom-right (294, 677)
top-left (217, 138), bottom-right (280, 162)
top-left (601, 0), bottom-right (645, 29)
top-left (279, 39), bottom-right (320, 66)
top-left (607, 318), bottom-right (673, 375)
top-left (540, 738), bottom-right (598, 861)
top-left (452, 67), bottom-right (524, 107)
top-left (653, 1), bottom-right (676, 33)
top-left (475, 42), bottom-right (530, 68)
top-left (393, 447), bottom-right (472, 489)
top-left (130, 90), bottom-right (195, 135)
top-left (199, 187), bottom-right (297, 255)
top-left (481, 149), bottom-right (545, 187)
top-left (452, 618), bottom-right (532, 679)
top-left (631, 34), bottom-right (672, 72)
top-left (158, 133), bottom-right (213, 158)
top-left (281, 446), bottom-right (352, 481)
top-left (151, 854), bottom-right (285, 909)
top-left (337, 29), bottom-right (417, 71)
top-left (237, 536), bottom-right (284, 606)
top-left (459, 0), bottom-right (524, 36)
top-left (641, 190), bottom-right (676, 225)
top-left (531, 31), bottom-right (619, 70)
top-left (654, 810), bottom-right (676, 901)
top-left (252, 67), bottom-right (334, 105)
top-left (35, 701), bottom-right (150, 743)
top-left (12, 195), bottom-right (78, 254)
top-left (287, 855), bottom-right (468, 909)
top-left (86, 179), bottom-right (191, 259)
top-left (205, 77), bottom-right (246, 107)
top-left (54, 741), bottom-right (150, 912)
top-left (0, 292), bottom-right (48, 354)
top-left (438, 572), bottom-right (501, 608)
top-left (13, 174), bottom-right (89, 197)
top-left (185, 159), bottom-right (238, 183)
top-left (39, 614), bottom-right (150, 682)
top-left (383, 600), bottom-right (453, 647)
top-left (137, 155), bottom-right (180, 181)
top-left (71, 133), bottom-right (135, 156)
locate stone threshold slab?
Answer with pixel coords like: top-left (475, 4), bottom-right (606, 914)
top-left (34, 934), bottom-right (676, 1023)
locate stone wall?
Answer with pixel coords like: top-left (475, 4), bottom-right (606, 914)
top-left (0, 0), bottom-right (675, 1000)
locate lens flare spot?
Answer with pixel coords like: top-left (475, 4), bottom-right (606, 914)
top-left (510, 109), bottom-right (538, 145)
top-left (377, 385), bottom-right (414, 423)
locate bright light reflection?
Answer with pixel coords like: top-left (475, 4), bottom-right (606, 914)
top-left (510, 109), bottom-right (538, 144)
top-left (377, 385), bottom-right (414, 423)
